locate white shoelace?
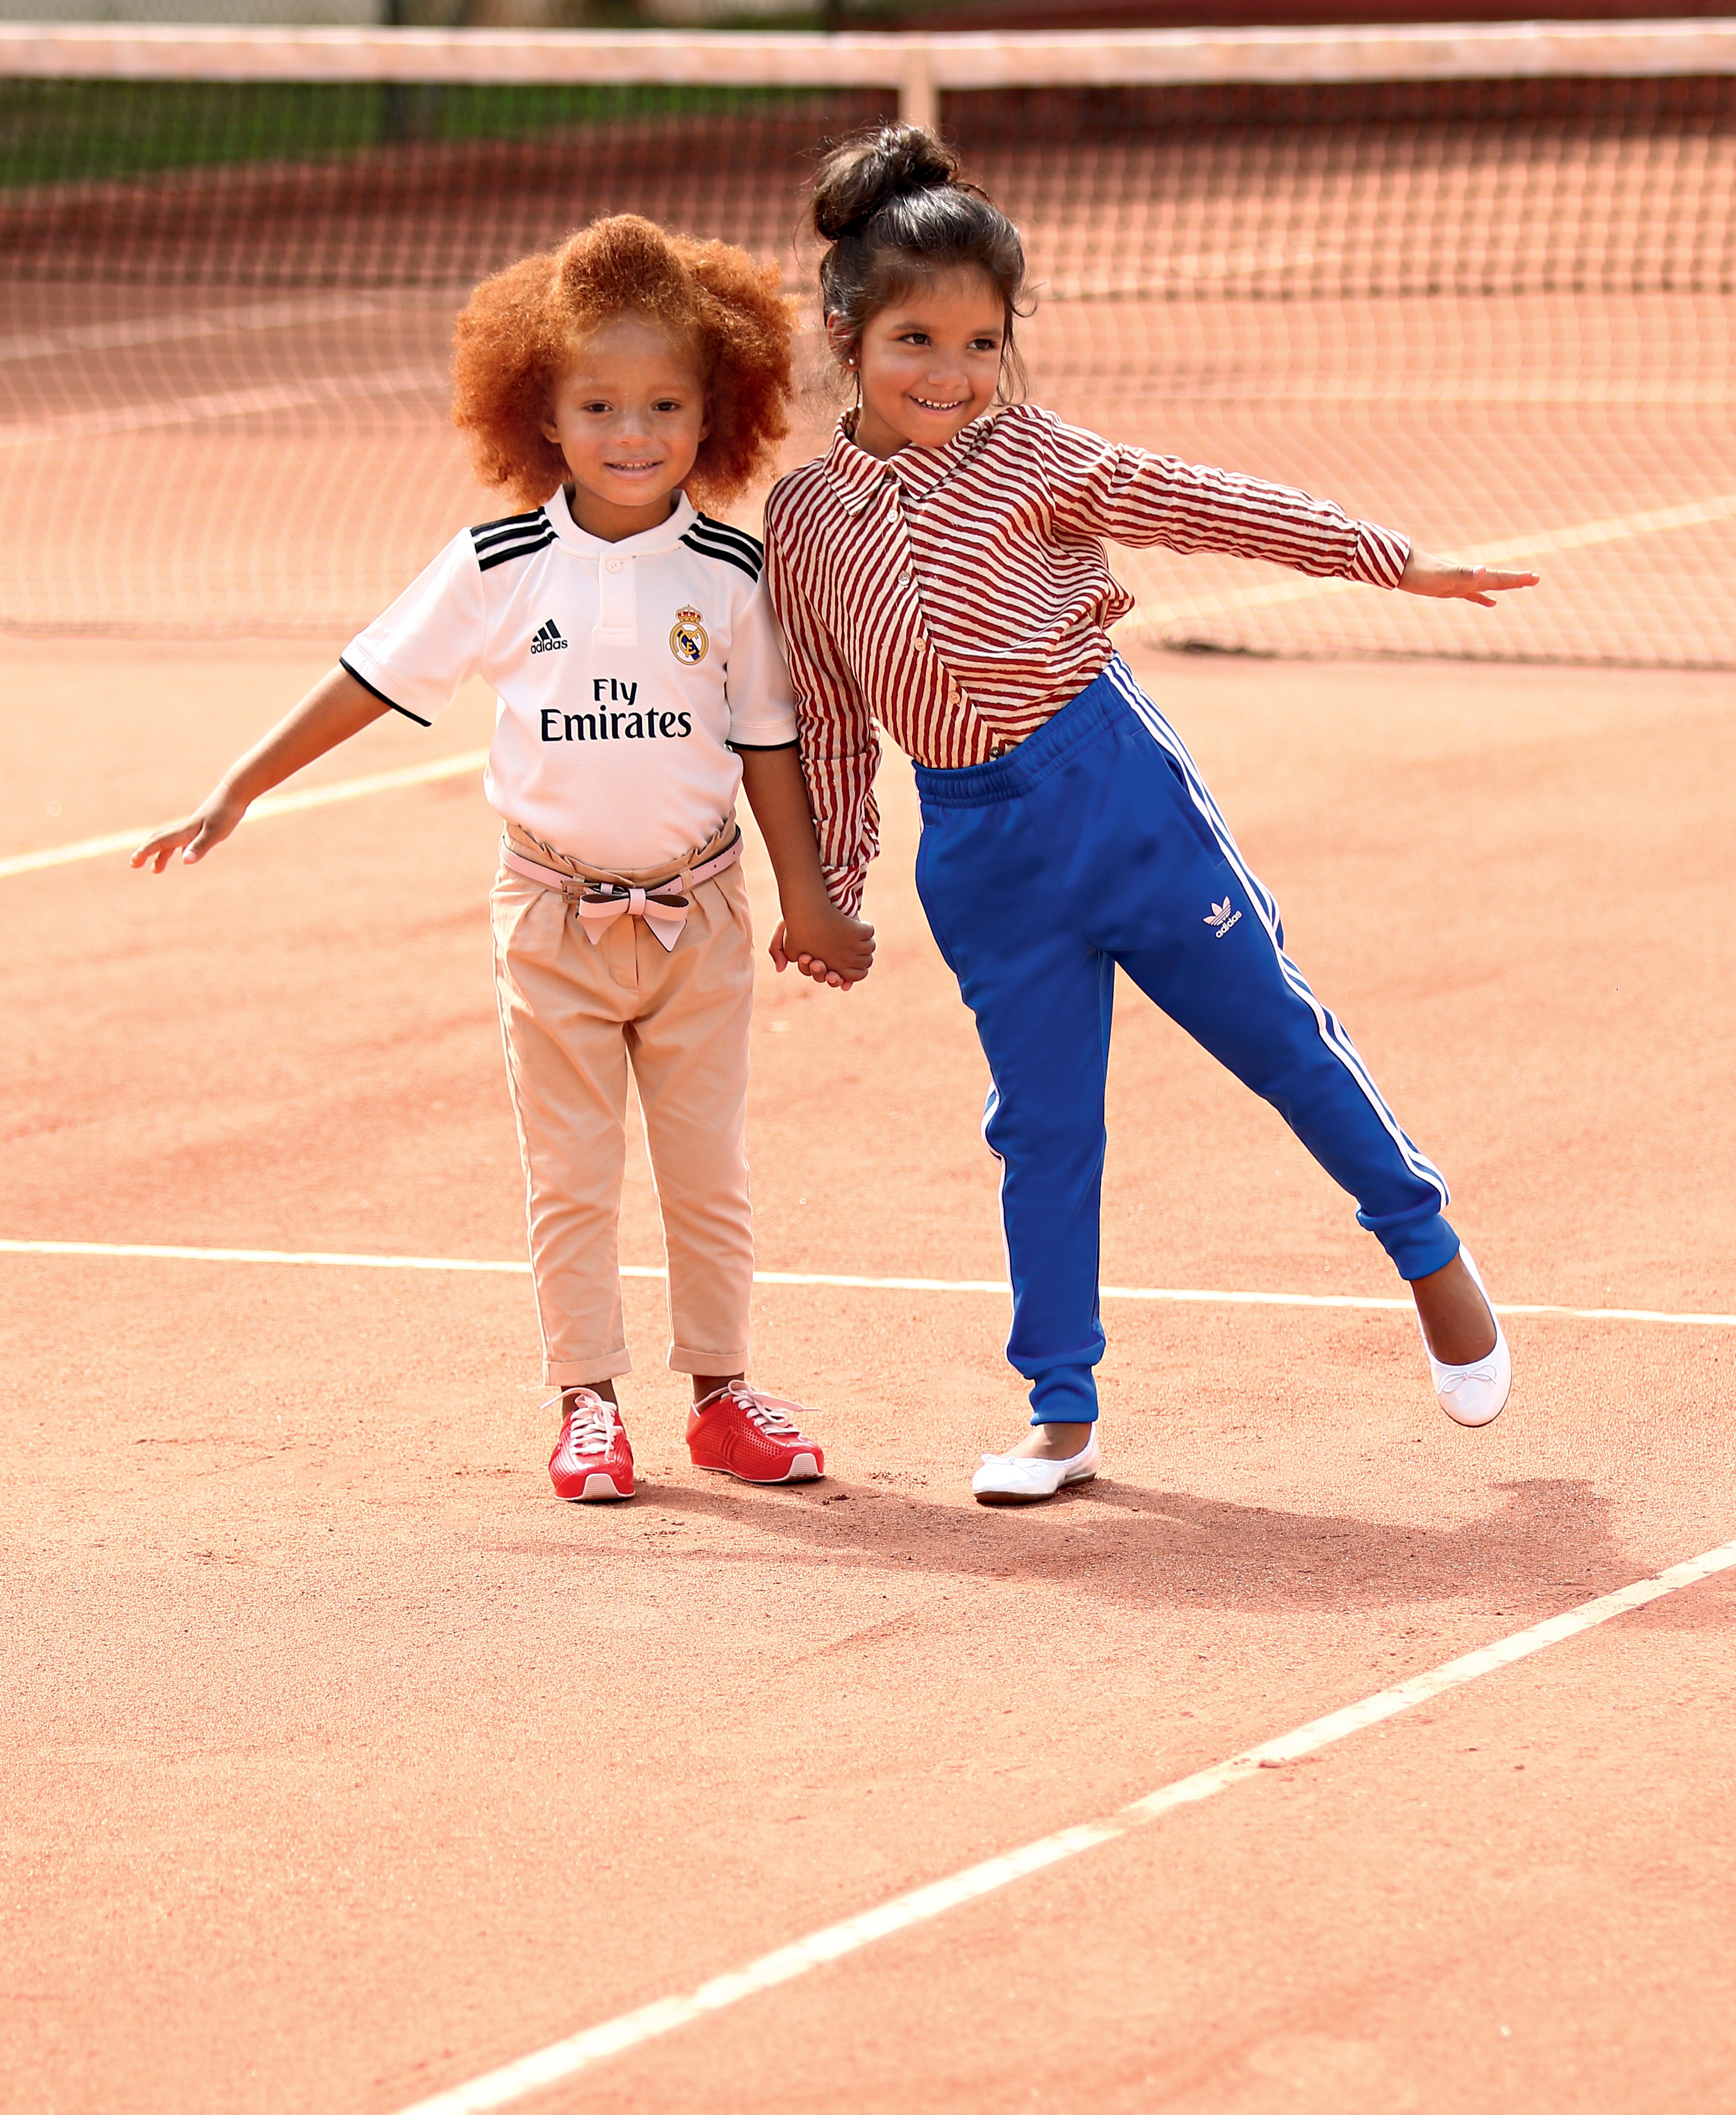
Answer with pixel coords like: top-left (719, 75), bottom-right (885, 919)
top-left (714, 1382), bottom-right (802, 1438)
top-left (544, 1389), bottom-right (618, 1457)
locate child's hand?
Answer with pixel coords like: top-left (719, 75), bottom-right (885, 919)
top-left (130, 787), bottom-right (248, 873)
top-left (1399, 549), bottom-right (1539, 608)
top-left (131, 665), bottom-right (392, 875)
top-left (769, 906), bottom-right (876, 989)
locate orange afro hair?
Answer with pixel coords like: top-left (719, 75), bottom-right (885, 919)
top-left (451, 214), bottom-right (796, 512)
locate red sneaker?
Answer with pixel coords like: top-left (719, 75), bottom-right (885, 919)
top-left (687, 1381), bottom-right (824, 1484)
top-left (548, 1389), bottom-right (634, 1501)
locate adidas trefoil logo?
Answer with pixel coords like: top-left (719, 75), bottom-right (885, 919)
top-left (1204, 897), bottom-right (1242, 938)
top-left (529, 618), bottom-right (568, 656)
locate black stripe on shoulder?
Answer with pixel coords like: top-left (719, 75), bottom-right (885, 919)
top-left (693, 512), bottom-right (764, 563)
top-left (472, 510), bottom-right (550, 556)
top-left (476, 529), bottom-right (557, 574)
top-left (340, 656), bottom-right (430, 727)
top-left (681, 524), bottom-right (761, 583)
top-left (471, 506), bottom-right (546, 539)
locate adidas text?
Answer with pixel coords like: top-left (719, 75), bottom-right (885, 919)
top-left (529, 619), bottom-right (568, 656)
top-left (1205, 898), bottom-right (1242, 938)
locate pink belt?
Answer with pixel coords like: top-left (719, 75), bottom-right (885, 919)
top-left (499, 829), bottom-right (742, 953)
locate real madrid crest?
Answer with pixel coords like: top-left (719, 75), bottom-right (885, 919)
top-left (668, 606), bottom-right (709, 665)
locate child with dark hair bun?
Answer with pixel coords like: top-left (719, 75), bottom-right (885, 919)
top-left (765, 125), bottom-right (1537, 1505)
top-left (137, 213), bottom-right (873, 1503)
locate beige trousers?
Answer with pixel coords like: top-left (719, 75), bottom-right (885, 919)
top-left (491, 820), bottom-right (755, 1386)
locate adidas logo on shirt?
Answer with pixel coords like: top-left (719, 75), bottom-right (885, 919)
top-left (341, 490), bottom-right (797, 873)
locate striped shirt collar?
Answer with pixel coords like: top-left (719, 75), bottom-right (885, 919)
top-left (822, 408), bottom-right (998, 513)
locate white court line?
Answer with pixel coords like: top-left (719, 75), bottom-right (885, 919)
top-left (1133, 489), bottom-right (1736, 631)
top-left (1130, 382), bottom-right (1736, 408)
top-left (0, 292), bottom-right (404, 365)
top-left (1, 1239), bottom-right (1730, 1328)
top-left (0, 364), bottom-right (446, 449)
top-left (0, 751), bottom-right (489, 880)
top-left (389, 1533), bottom-right (1736, 2114)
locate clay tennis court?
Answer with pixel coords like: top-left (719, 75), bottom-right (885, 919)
top-left (6, 630), bottom-right (1734, 2111)
top-left (5, 49), bottom-right (1736, 2114)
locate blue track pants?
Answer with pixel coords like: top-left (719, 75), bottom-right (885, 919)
top-left (911, 657), bottom-right (1459, 1426)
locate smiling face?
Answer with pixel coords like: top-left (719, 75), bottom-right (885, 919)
top-left (539, 315), bottom-right (710, 541)
top-left (837, 266), bottom-right (1008, 462)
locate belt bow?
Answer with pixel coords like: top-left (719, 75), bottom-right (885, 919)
top-left (576, 882), bottom-right (690, 953)
top-left (499, 829), bottom-right (743, 954)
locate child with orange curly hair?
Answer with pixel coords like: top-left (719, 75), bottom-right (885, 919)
top-left (134, 214), bottom-right (874, 1502)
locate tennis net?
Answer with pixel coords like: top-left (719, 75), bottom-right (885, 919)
top-left (5, 23), bottom-right (1736, 664)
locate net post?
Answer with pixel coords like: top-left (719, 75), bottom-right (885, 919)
top-left (899, 43), bottom-right (936, 132)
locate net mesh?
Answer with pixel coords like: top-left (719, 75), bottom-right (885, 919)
top-left (5, 59), bottom-right (1736, 663)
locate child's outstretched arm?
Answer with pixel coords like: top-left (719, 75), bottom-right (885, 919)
top-left (736, 744), bottom-right (875, 991)
top-left (1037, 418), bottom-right (1541, 610)
top-left (131, 665), bottom-right (390, 873)
top-left (1398, 548), bottom-right (1540, 607)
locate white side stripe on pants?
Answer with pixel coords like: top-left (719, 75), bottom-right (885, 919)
top-left (1103, 655), bottom-right (1450, 1210)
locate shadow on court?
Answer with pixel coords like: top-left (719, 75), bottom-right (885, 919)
top-left (489, 1474), bottom-right (1629, 1618)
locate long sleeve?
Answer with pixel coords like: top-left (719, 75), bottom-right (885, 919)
top-left (1036, 412), bottom-right (1410, 587)
top-left (763, 529), bottom-right (882, 916)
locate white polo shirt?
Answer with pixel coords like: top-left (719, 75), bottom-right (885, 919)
top-left (341, 487), bottom-right (798, 873)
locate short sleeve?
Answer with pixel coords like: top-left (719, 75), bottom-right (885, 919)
top-left (721, 574), bottom-right (800, 749)
top-left (341, 531), bottom-right (487, 727)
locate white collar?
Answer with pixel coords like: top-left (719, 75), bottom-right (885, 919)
top-left (545, 484), bottom-right (698, 558)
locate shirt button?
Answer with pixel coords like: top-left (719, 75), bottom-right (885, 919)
top-left (606, 558), bottom-right (623, 573)
top-left (899, 568), bottom-right (913, 585)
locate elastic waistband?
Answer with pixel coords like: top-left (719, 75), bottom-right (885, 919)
top-left (911, 659), bottom-right (1127, 809)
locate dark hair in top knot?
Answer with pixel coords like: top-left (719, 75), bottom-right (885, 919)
top-left (808, 122), bottom-right (1029, 396)
top-left (811, 122), bottom-right (961, 243)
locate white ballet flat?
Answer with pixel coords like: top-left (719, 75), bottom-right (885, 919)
top-left (1421, 1245), bottom-right (1512, 1428)
top-left (971, 1430), bottom-right (1101, 1505)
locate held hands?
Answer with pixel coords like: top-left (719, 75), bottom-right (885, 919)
top-left (130, 784), bottom-right (249, 873)
top-left (1399, 549), bottom-right (1540, 608)
top-left (769, 904), bottom-right (876, 990)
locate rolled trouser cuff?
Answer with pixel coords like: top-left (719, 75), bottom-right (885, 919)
top-left (1358, 1203), bottom-right (1461, 1281)
top-left (546, 1349), bottom-right (632, 1387)
top-left (668, 1341), bottom-right (751, 1377)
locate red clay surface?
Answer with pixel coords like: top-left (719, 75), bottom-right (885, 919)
top-left (3, 638), bottom-right (1733, 2113)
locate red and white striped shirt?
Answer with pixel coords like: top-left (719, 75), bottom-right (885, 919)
top-left (762, 402), bottom-right (1410, 914)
